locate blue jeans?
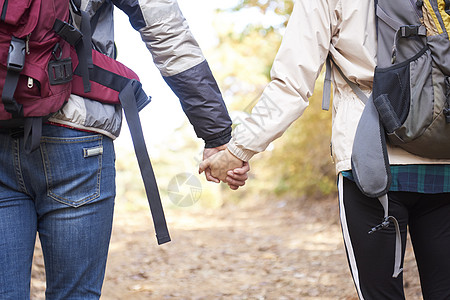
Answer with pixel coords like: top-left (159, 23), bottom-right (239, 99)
top-left (0, 125), bottom-right (116, 299)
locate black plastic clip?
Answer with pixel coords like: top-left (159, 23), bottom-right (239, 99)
top-left (53, 19), bottom-right (83, 46)
top-left (400, 25), bottom-right (420, 38)
top-left (48, 43), bottom-right (73, 85)
top-left (7, 37), bottom-right (26, 72)
top-left (48, 58), bottom-right (73, 85)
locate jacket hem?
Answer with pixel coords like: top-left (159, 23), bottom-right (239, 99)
top-left (334, 146), bottom-right (450, 175)
top-left (47, 118), bottom-right (118, 140)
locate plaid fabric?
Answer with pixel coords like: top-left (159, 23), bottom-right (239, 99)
top-left (342, 165), bottom-right (450, 194)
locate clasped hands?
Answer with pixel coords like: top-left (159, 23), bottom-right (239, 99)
top-left (199, 144), bottom-right (249, 190)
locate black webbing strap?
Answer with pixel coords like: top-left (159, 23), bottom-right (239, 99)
top-left (73, 63), bottom-right (150, 111)
top-left (0, 0), bottom-right (8, 22)
top-left (89, 1), bottom-right (106, 33)
top-left (55, 1), bottom-right (92, 93)
top-left (119, 79), bottom-right (171, 245)
top-left (70, 0), bottom-right (81, 11)
top-left (2, 37), bottom-right (26, 117)
top-left (74, 10), bottom-right (93, 93)
top-left (2, 70), bottom-right (23, 116)
top-left (23, 117), bottom-right (43, 153)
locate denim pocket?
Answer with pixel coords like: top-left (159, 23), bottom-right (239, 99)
top-left (41, 134), bottom-right (103, 207)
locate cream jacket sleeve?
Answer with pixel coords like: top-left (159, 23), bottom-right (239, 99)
top-left (228, 0), bottom-right (334, 161)
top-left (228, 0), bottom-right (450, 170)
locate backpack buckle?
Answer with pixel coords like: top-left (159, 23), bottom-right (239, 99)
top-left (368, 217), bottom-right (390, 234)
top-left (7, 37), bottom-right (26, 72)
top-left (400, 25), bottom-right (419, 38)
top-left (53, 19), bottom-right (83, 46)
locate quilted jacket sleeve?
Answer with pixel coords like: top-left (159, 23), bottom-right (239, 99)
top-left (112, 0), bottom-right (232, 147)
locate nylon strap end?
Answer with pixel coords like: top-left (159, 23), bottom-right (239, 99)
top-left (322, 57), bottom-right (333, 111)
top-left (119, 80), bottom-right (171, 246)
top-left (157, 234), bottom-right (171, 245)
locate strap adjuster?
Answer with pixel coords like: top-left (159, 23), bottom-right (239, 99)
top-left (7, 37), bottom-right (26, 72)
top-left (48, 58), bottom-right (73, 85)
top-left (400, 25), bottom-right (420, 38)
top-left (53, 19), bottom-right (83, 46)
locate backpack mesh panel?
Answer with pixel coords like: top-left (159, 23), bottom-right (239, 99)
top-left (373, 64), bottom-right (411, 124)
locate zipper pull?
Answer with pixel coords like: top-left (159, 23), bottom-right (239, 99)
top-left (27, 77), bottom-right (33, 88)
top-left (25, 34), bottom-right (30, 55)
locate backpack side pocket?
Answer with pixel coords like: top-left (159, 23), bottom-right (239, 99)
top-left (374, 46), bottom-right (433, 141)
top-left (374, 44), bottom-right (450, 158)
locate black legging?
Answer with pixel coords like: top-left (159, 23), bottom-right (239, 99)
top-left (338, 175), bottom-right (450, 300)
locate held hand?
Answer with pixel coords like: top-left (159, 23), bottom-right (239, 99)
top-left (199, 148), bottom-right (245, 184)
top-left (202, 144), bottom-right (227, 183)
top-left (225, 161), bottom-right (250, 190)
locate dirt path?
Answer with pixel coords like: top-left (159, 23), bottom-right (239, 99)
top-left (31, 197), bottom-right (422, 299)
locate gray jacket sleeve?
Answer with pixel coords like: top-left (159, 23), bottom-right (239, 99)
top-left (112, 0), bottom-right (232, 147)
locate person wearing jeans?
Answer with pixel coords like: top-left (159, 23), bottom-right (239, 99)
top-left (0, 0), bottom-right (249, 299)
top-left (0, 125), bottom-right (115, 298)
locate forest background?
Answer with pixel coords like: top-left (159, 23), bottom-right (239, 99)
top-left (30, 1), bottom-right (423, 299)
top-left (114, 0), bottom-right (335, 209)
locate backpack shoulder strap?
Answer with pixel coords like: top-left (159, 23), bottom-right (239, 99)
top-left (322, 57), bottom-right (333, 111)
top-left (322, 55), bottom-right (368, 111)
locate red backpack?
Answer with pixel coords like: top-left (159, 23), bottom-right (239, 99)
top-left (0, 0), bottom-right (145, 119)
top-left (0, 0), bottom-right (72, 119)
top-left (0, 0), bottom-right (171, 245)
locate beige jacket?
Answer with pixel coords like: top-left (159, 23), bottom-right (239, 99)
top-left (228, 0), bottom-right (450, 174)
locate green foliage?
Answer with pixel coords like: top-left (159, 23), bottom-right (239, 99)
top-left (258, 81), bottom-right (335, 199)
top-left (117, 0), bottom-right (336, 208)
top-left (207, 25), bottom-right (282, 113)
top-left (210, 0), bottom-right (294, 111)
